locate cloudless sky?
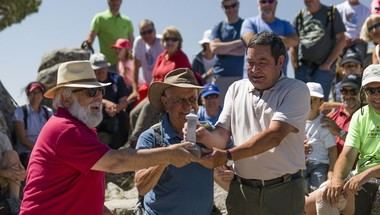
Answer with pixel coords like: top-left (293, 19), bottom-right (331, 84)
top-left (0, 0), bottom-right (372, 104)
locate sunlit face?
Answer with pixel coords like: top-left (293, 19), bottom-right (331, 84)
top-left (69, 88), bottom-right (103, 128)
top-left (161, 87), bottom-right (198, 129)
top-left (140, 24), bottom-right (156, 45)
top-left (246, 45), bottom-right (284, 90)
top-left (341, 63), bottom-right (362, 77)
top-left (364, 82), bottom-right (380, 113)
top-left (163, 34), bottom-right (180, 54)
top-left (202, 94), bottom-right (220, 111)
top-left (310, 96), bottom-right (323, 114)
top-left (28, 88), bottom-right (43, 107)
top-left (340, 86), bottom-right (360, 110)
top-left (108, 0), bottom-right (122, 14)
top-left (222, 0), bottom-right (239, 18)
top-left (94, 67), bottom-right (108, 82)
top-left (258, 0), bottom-right (277, 16)
top-left (367, 18), bottom-right (380, 43)
top-left (304, 0), bottom-right (320, 8)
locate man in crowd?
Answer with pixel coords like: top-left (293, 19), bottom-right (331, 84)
top-left (90, 53), bottom-right (130, 149)
top-left (134, 68), bottom-right (213, 215)
top-left (210, 0), bottom-right (245, 102)
top-left (291, 0), bottom-right (346, 100)
top-left (85, 0), bottom-right (134, 69)
top-left (20, 61), bottom-right (197, 215)
top-left (195, 32), bottom-right (310, 214)
top-left (241, 0), bottom-right (299, 76)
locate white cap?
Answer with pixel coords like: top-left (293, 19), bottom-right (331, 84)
top-left (306, 82), bottom-right (324, 98)
top-left (198, 29), bottom-right (212, 45)
top-left (362, 64), bottom-right (380, 87)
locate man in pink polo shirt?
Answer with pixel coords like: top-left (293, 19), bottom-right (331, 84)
top-left (20, 61), bottom-right (196, 215)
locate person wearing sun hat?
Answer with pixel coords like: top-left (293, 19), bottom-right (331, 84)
top-left (318, 64), bottom-right (380, 214)
top-left (20, 61), bottom-right (197, 215)
top-left (134, 68), bottom-right (214, 215)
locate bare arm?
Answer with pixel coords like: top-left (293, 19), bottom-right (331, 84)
top-left (372, 51), bottom-right (379, 64)
top-left (197, 126), bottom-right (231, 149)
top-left (289, 46), bottom-right (299, 71)
top-left (279, 33), bottom-right (299, 49)
top-left (128, 58), bottom-right (142, 101)
top-left (128, 32), bottom-right (135, 47)
top-left (241, 32), bottom-right (255, 47)
top-left (91, 143), bottom-right (195, 174)
top-left (14, 121), bottom-right (34, 150)
top-left (327, 146), bottom-right (338, 179)
top-left (134, 164), bottom-right (167, 195)
top-left (210, 39), bottom-right (245, 56)
top-left (86, 31), bottom-right (97, 45)
top-left (319, 32), bottom-right (346, 70)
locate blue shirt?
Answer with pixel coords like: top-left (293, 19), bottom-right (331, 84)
top-left (198, 106), bottom-right (222, 126)
top-left (241, 16), bottom-right (296, 76)
top-left (211, 18), bottom-right (245, 77)
top-left (136, 114), bottom-right (213, 215)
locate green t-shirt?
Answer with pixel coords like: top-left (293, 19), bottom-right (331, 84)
top-left (345, 105), bottom-right (380, 174)
top-left (91, 10), bottom-right (133, 65)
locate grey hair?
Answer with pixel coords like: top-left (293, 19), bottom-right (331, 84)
top-left (52, 88), bottom-right (73, 109)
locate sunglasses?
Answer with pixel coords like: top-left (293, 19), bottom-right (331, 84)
top-left (73, 87), bottom-right (105, 97)
top-left (223, 2), bottom-right (238, 10)
top-left (343, 63), bottom-right (360, 69)
top-left (169, 97), bottom-right (197, 105)
top-left (164, 37), bottom-right (179, 42)
top-left (259, 0), bottom-right (275, 4)
top-left (140, 28), bottom-right (154, 36)
top-left (368, 22), bottom-right (380, 32)
top-left (340, 88), bottom-right (358, 96)
top-left (364, 87), bottom-right (380, 95)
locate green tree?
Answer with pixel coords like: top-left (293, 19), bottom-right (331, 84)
top-left (0, 0), bottom-right (42, 31)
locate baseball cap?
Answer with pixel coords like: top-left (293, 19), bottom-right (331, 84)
top-left (306, 82), bottom-right (324, 98)
top-left (200, 83), bottom-right (220, 98)
top-left (341, 74), bottom-right (362, 89)
top-left (340, 51), bottom-right (362, 66)
top-left (112, 38), bottom-right (131, 49)
top-left (89, 53), bottom-right (110, 70)
top-left (27, 82), bottom-right (45, 94)
top-left (362, 64), bottom-right (380, 87)
top-left (198, 29), bottom-right (212, 45)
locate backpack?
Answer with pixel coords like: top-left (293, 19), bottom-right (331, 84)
top-left (133, 122), bottom-right (164, 215)
top-left (295, 5), bottom-right (336, 39)
top-left (21, 105), bottom-right (51, 130)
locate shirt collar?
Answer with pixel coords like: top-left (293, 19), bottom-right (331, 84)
top-left (161, 113), bottom-right (182, 140)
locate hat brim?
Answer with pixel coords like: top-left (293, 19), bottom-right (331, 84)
top-left (198, 39), bottom-right (210, 45)
top-left (148, 82), bottom-right (203, 111)
top-left (44, 81), bottom-right (111, 99)
top-left (340, 58), bottom-right (362, 66)
top-left (310, 92), bottom-right (324, 98)
top-left (341, 82), bottom-right (360, 89)
top-left (91, 62), bottom-right (111, 70)
top-left (201, 90), bottom-right (220, 98)
top-left (362, 77), bottom-right (380, 87)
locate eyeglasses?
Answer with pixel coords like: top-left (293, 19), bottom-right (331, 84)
top-left (169, 97), bottom-right (197, 105)
top-left (140, 28), bottom-right (154, 36)
top-left (163, 37), bottom-right (179, 42)
top-left (223, 2), bottom-right (238, 10)
top-left (259, 0), bottom-right (275, 4)
top-left (364, 87), bottom-right (380, 95)
top-left (368, 22), bottom-right (380, 32)
top-left (343, 63), bottom-right (360, 69)
top-left (73, 87), bottom-right (105, 97)
top-left (340, 88), bottom-right (358, 96)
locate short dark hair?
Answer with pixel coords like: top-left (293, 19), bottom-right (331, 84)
top-left (247, 32), bottom-right (286, 64)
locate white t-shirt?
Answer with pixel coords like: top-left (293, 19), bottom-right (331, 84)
top-left (132, 35), bottom-right (164, 84)
top-left (217, 77), bottom-right (310, 180)
top-left (202, 56), bottom-right (217, 73)
top-left (305, 114), bottom-right (336, 164)
top-left (336, 1), bottom-right (370, 39)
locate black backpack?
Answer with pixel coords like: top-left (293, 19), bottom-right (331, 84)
top-left (21, 105), bottom-right (50, 130)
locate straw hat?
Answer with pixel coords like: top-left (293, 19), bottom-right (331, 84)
top-left (148, 68), bottom-right (203, 111)
top-left (44, 60), bottom-right (110, 99)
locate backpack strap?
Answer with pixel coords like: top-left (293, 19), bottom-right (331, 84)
top-left (41, 105), bottom-right (51, 121)
top-left (21, 105), bottom-right (28, 130)
top-left (151, 122), bottom-right (163, 148)
top-left (295, 9), bottom-right (304, 36)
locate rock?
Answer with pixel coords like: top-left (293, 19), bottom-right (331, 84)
top-left (36, 48), bottom-right (91, 89)
top-left (0, 81), bottom-right (18, 138)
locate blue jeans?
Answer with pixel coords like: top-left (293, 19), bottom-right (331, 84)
top-left (295, 64), bottom-right (335, 101)
top-left (305, 161), bottom-right (329, 192)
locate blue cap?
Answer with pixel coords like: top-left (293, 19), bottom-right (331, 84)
top-left (201, 83), bottom-right (220, 98)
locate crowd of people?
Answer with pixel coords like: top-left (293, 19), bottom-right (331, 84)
top-left (1, 0), bottom-right (380, 214)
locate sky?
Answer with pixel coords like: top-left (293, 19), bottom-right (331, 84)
top-left (0, 0), bottom-right (372, 104)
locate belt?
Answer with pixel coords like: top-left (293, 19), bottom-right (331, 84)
top-left (236, 170), bottom-right (303, 188)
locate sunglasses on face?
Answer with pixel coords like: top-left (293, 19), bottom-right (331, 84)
top-left (140, 28), bottom-right (154, 36)
top-left (259, 0), bottom-right (275, 4)
top-left (340, 88), bottom-right (358, 96)
top-left (164, 37), bottom-right (179, 42)
top-left (343, 63), bottom-right (360, 69)
top-left (170, 97), bottom-right (197, 105)
top-left (223, 2), bottom-right (238, 10)
top-left (364, 87), bottom-right (380, 95)
top-left (368, 22), bottom-right (380, 32)
top-left (73, 87), bottom-right (105, 97)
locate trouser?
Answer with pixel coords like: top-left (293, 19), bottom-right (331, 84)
top-left (305, 161), bottom-right (329, 192)
top-left (226, 172), bottom-right (305, 215)
top-left (295, 64), bottom-right (335, 101)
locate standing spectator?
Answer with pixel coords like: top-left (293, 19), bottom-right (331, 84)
top-left (192, 30), bottom-right (217, 84)
top-left (128, 26), bottom-right (192, 148)
top-left (19, 61), bottom-right (197, 215)
top-left (241, 0), bottom-right (299, 76)
top-left (291, 0), bottom-right (346, 100)
top-left (304, 82), bottom-right (337, 193)
top-left (90, 53), bottom-right (130, 149)
top-left (336, 0), bottom-right (370, 58)
top-left (198, 83), bottom-right (222, 125)
top-left (210, 0), bottom-right (245, 103)
top-left (134, 68), bottom-right (213, 215)
top-left (312, 64), bottom-right (380, 215)
top-left (360, 14), bottom-right (380, 64)
top-left (85, 0), bottom-right (134, 70)
top-left (112, 38), bottom-right (134, 88)
top-left (13, 82), bottom-right (53, 167)
top-left (194, 32), bottom-right (310, 215)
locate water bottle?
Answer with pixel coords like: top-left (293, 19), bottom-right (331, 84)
top-left (185, 109), bottom-right (201, 157)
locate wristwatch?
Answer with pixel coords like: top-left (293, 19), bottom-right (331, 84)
top-left (338, 129), bottom-right (347, 139)
top-left (226, 150), bottom-right (234, 167)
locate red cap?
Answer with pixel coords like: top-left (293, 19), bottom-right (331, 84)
top-left (28, 82), bottom-right (45, 93)
top-left (112, 38), bottom-right (131, 49)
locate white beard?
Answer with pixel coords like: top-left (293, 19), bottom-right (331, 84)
top-left (68, 97), bottom-right (103, 128)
